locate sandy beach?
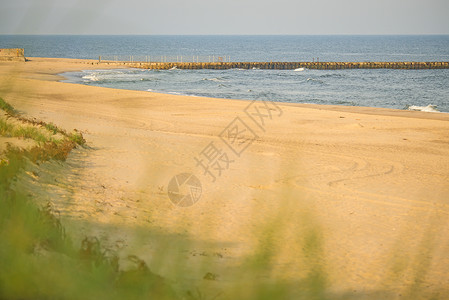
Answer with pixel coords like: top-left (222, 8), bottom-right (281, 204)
top-left (1, 58), bottom-right (449, 299)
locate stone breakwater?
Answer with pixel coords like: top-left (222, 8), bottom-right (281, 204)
top-left (98, 61), bottom-right (449, 70)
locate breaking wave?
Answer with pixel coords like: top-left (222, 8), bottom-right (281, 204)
top-left (406, 104), bottom-right (440, 113)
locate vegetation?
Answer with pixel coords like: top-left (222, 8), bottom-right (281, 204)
top-left (0, 98), bottom-right (15, 115)
top-left (0, 97), bottom-right (85, 146)
top-left (0, 98), bottom-right (175, 299)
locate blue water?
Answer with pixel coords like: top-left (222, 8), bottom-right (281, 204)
top-left (2, 35), bottom-right (449, 112)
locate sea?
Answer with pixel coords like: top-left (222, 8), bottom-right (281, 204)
top-left (1, 35), bottom-right (449, 112)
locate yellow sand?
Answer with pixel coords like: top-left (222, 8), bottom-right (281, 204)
top-left (1, 58), bottom-right (449, 298)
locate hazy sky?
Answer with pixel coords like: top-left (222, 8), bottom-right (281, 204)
top-left (1, 0), bottom-right (448, 35)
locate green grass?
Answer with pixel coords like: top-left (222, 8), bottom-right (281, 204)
top-left (68, 130), bottom-right (86, 146)
top-left (0, 98), bottom-right (16, 115)
top-left (44, 122), bottom-right (59, 135)
top-left (13, 125), bottom-right (49, 142)
top-left (0, 97), bottom-right (86, 146)
top-left (0, 97), bottom-right (86, 145)
top-left (0, 118), bottom-right (52, 143)
top-left (0, 99), bottom-right (177, 299)
top-left (0, 118), bottom-right (15, 136)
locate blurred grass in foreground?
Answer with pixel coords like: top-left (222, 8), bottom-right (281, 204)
top-left (0, 98), bottom-right (176, 299)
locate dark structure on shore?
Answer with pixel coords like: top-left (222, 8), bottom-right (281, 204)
top-left (0, 48), bottom-right (25, 62)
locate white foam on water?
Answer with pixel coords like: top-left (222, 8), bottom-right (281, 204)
top-left (82, 74), bottom-right (99, 81)
top-left (306, 77), bottom-right (323, 83)
top-left (81, 69), bottom-right (133, 82)
top-left (202, 77), bottom-right (223, 82)
top-left (407, 104), bottom-right (440, 113)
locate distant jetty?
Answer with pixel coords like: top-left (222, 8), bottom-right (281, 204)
top-left (98, 61), bottom-right (449, 70)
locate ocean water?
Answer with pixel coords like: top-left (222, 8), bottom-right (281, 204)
top-left (2, 35), bottom-right (449, 112)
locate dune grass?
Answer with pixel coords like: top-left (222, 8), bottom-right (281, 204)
top-left (0, 98), bottom-right (176, 299)
top-left (0, 118), bottom-right (15, 135)
top-left (0, 97), bottom-right (86, 146)
top-left (0, 98), bottom-right (16, 115)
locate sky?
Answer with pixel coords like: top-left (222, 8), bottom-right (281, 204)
top-left (1, 0), bottom-right (449, 35)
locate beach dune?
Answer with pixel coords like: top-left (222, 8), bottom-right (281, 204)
top-left (1, 58), bottom-right (449, 299)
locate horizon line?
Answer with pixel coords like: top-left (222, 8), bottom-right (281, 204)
top-left (2, 33), bottom-right (449, 37)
